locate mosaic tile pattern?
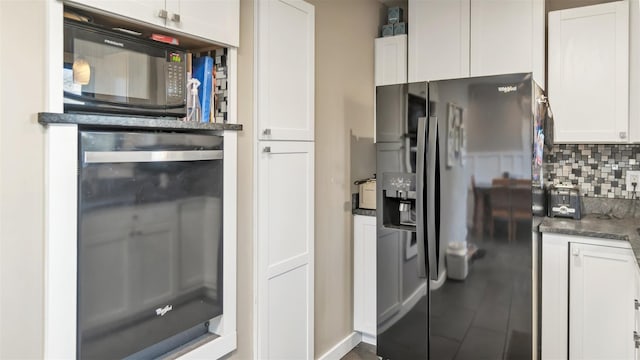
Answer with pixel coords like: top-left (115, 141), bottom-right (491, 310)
top-left (546, 144), bottom-right (640, 199)
top-left (213, 48), bottom-right (229, 123)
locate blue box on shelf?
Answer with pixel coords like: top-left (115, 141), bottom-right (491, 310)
top-left (192, 56), bottom-right (214, 123)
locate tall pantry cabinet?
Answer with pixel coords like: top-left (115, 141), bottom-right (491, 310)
top-left (255, 1), bottom-right (315, 359)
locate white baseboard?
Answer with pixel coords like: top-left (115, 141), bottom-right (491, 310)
top-left (317, 331), bottom-right (362, 360)
top-left (361, 333), bottom-right (376, 346)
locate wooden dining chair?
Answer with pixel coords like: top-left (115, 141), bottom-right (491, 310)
top-left (489, 180), bottom-right (512, 241)
top-left (511, 186), bottom-right (532, 241)
top-left (470, 176), bottom-right (484, 238)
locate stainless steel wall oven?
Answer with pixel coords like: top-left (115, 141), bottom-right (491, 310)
top-left (77, 130), bottom-right (223, 359)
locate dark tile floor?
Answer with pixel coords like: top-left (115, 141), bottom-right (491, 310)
top-left (343, 224), bottom-right (533, 360)
top-left (342, 342), bottom-right (377, 360)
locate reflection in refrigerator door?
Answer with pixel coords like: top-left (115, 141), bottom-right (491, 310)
top-left (376, 73), bottom-right (553, 360)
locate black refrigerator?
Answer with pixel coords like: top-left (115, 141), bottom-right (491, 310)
top-left (375, 73), bottom-right (553, 360)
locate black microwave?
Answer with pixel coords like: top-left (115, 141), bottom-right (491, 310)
top-left (64, 19), bottom-right (187, 117)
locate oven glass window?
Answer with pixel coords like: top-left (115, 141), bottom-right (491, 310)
top-left (77, 131), bottom-right (223, 359)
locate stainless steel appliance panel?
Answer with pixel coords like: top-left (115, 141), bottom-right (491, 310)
top-left (427, 74), bottom-right (533, 360)
top-left (376, 73), bottom-right (547, 360)
top-left (77, 130), bottom-right (223, 359)
top-left (376, 83), bottom-right (429, 359)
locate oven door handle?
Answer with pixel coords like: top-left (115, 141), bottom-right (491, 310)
top-left (83, 150), bottom-right (223, 164)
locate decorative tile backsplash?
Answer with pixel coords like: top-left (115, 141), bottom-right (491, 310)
top-left (546, 144), bottom-right (640, 199)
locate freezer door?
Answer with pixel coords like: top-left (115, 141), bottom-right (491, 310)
top-left (427, 73), bottom-right (534, 360)
top-left (376, 82), bottom-right (429, 359)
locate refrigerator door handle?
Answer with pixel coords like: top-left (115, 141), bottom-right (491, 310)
top-left (426, 115), bottom-right (439, 281)
top-left (416, 116), bottom-right (427, 278)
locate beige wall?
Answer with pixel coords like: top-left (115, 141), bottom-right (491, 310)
top-left (305, 0), bottom-right (383, 357)
top-left (231, 0), bottom-right (255, 358)
top-left (0, 1), bottom-right (47, 358)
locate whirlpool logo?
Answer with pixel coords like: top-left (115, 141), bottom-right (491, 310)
top-left (498, 85), bottom-right (517, 94)
top-left (155, 305), bottom-right (173, 316)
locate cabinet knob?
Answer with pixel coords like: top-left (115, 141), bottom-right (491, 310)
top-left (170, 13), bottom-right (181, 23)
top-left (158, 9), bottom-right (168, 19)
top-left (572, 248), bottom-right (580, 256)
top-left (620, 131), bottom-right (627, 139)
top-left (263, 146), bottom-right (271, 153)
top-left (263, 129), bottom-right (272, 136)
top-left (635, 299), bottom-right (639, 310)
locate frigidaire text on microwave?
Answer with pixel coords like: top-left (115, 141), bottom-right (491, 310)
top-left (63, 19), bottom-right (187, 117)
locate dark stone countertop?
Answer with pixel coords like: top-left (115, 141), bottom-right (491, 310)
top-left (352, 208), bottom-right (376, 217)
top-left (540, 215), bottom-right (640, 264)
top-left (38, 112), bottom-right (242, 132)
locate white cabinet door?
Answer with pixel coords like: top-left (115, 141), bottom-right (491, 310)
top-left (68, 0), bottom-right (239, 45)
top-left (375, 35), bottom-right (407, 86)
top-left (257, 141), bottom-right (314, 360)
top-left (549, 2), bottom-right (629, 143)
top-left (541, 233), bottom-right (570, 359)
top-left (569, 242), bottom-right (637, 360)
top-left (408, 0), bottom-right (470, 82)
top-left (165, 0), bottom-right (239, 47)
top-left (67, 0), bottom-right (166, 28)
top-left (470, 0), bottom-right (545, 87)
top-left (257, 0), bottom-right (314, 141)
top-left (353, 215), bottom-right (377, 341)
top-left (636, 267), bottom-right (640, 360)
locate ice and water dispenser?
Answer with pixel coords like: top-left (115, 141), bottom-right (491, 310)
top-left (381, 172), bottom-right (417, 230)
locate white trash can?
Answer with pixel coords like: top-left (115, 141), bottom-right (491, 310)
top-left (446, 241), bottom-right (468, 280)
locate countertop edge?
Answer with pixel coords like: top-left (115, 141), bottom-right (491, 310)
top-left (539, 216), bottom-right (640, 266)
top-left (538, 224), bottom-right (629, 241)
top-left (38, 112), bottom-right (243, 131)
top-left (352, 208), bottom-right (376, 217)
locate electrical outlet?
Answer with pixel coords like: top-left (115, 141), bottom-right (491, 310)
top-left (626, 170), bottom-right (640, 192)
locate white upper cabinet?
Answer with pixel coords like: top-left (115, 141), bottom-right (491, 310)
top-left (375, 35), bottom-right (407, 86)
top-left (470, 0), bottom-right (545, 87)
top-left (409, 0), bottom-right (544, 84)
top-left (549, 1), bottom-right (629, 143)
top-left (165, 0), bottom-right (239, 46)
top-left (68, 0), bottom-right (166, 28)
top-left (67, 0), bottom-right (240, 46)
top-left (257, 0), bottom-right (315, 141)
top-left (408, 0), bottom-right (470, 82)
